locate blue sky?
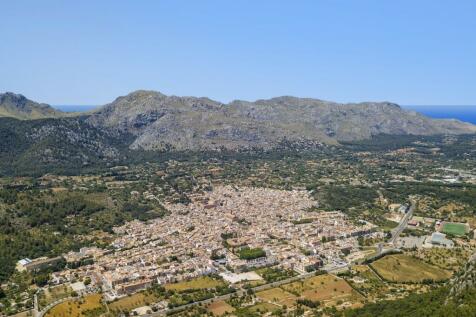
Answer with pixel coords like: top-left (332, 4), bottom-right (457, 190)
top-left (1, 1), bottom-right (475, 105)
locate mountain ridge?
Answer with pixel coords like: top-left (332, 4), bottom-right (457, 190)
top-left (2, 90), bottom-right (476, 153)
top-left (87, 90), bottom-right (476, 150)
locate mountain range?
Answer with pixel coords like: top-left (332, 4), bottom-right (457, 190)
top-left (1, 90), bottom-right (476, 175)
top-left (2, 90), bottom-right (475, 151)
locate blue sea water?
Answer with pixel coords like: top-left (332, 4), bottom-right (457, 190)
top-left (403, 105), bottom-right (476, 124)
top-left (53, 105), bottom-right (99, 112)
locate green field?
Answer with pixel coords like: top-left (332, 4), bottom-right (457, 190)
top-left (441, 222), bottom-right (468, 236)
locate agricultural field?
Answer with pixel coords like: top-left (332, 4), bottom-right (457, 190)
top-left (256, 287), bottom-right (297, 307)
top-left (347, 265), bottom-right (388, 300)
top-left (45, 294), bottom-right (105, 317)
top-left (248, 302), bottom-right (281, 314)
top-left (371, 254), bottom-right (452, 283)
top-left (206, 300), bottom-right (235, 316)
top-left (108, 292), bottom-right (160, 313)
top-left (347, 265), bottom-right (429, 302)
top-left (165, 276), bottom-right (226, 291)
top-left (281, 274), bottom-right (363, 307)
top-left (410, 246), bottom-right (474, 272)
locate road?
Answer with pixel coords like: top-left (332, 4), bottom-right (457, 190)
top-left (389, 200), bottom-right (415, 245)
top-left (367, 199), bottom-right (416, 261)
top-left (37, 296), bottom-right (75, 317)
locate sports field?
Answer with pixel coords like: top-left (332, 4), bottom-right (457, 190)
top-left (371, 254), bottom-right (452, 282)
top-left (441, 222), bottom-right (468, 236)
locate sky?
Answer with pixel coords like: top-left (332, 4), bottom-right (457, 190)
top-left (1, 1), bottom-right (475, 106)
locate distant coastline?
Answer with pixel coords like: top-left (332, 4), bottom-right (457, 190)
top-left (403, 105), bottom-right (476, 124)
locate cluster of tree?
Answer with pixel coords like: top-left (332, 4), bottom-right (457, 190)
top-left (258, 268), bottom-right (296, 283)
top-left (121, 201), bottom-right (167, 221)
top-left (316, 185), bottom-right (379, 215)
top-left (297, 298), bottom-right (321, 308)
top-left (238, 247), bottom-right (266, 260)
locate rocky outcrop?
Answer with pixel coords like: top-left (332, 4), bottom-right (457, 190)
top-left (448, 253), bottom-right (476, 300)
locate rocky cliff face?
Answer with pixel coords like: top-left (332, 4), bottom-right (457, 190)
top-left (448, 253), bottom-right (476, 299)
top-left (0, 92), bottom-right (64, 120)
top-left (87, 90), bottom-right (476, 150)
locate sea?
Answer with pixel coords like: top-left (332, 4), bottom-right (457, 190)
top-left (53, 105), bottom-right (476, 125)
top-left (54, 105), bottom-right (99, 112)
top-left (403, 105), bottom-right (476, 124)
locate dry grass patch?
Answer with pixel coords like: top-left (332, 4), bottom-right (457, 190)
top-left (165, 276), bottom-right (225, 291)
top-left (39, 284), bottom-right (72, 309)
top-left (281, 274), bottom-right (362, 307)
top-left (371, 254), bottom-right (452, 283)
top-left (249, 302), bottom-right (281, 313)
top-left (108, 292), bottom-right (159, 312)
top-left (256, 288), bottom-right (297, 306)
top-left (207, 301), bottom-right (234, 316)
top-left (352, 265), bottom-right (371, 273)
top-left (412, 247), bottom-right (472, 272)
top-left (45, 294), bottom-right (104, 317)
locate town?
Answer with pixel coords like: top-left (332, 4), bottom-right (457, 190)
top-left (10, 183), bottom-right (476, 317)
top-left (1, 134), bottom-right (476, 317)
